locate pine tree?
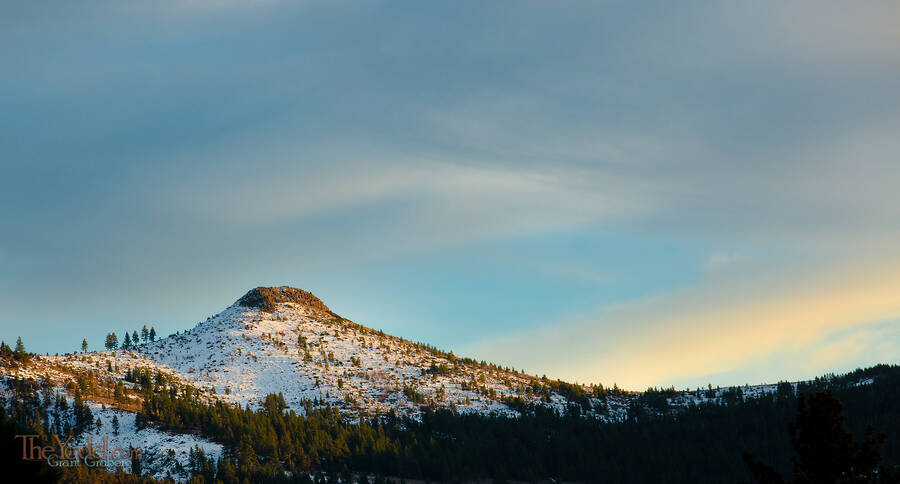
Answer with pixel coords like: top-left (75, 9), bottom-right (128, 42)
top-left (745, 390), bottom-right (891, 483)
top-left (14, 336), bottom-right (26, 362)
top-left (112, 415), bottom-right (120, 435)
top-left (131, 445), bottom-right (142, 476)
top-left (132, 330), bottom-right (139, 346)
top-left (141, 325), bottom-right (149, 343)
top-left (81, 339), bottom-right (88, 353)
top-left (123, 332), bottom-right (131, 349)
top-left (72, 387), bottom-right (92, 433)
top-left (114, 382), bottom-right (125, 403)
top-left (105, 333), bottom-right (118, 350)
top-left (149, 327), bottom-right (156, 342)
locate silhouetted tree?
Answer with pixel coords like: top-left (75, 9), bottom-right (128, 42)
top-left (745, 390), bottom-right (894, 483)
top-left (0, 407), bottom-right (60, 483)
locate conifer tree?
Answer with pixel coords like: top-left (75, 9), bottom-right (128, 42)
top-left (745, 390), bottom-right (892, 483)
top-left (104, 333), bottom-right (118, 350)
top-left (131, 445), bottom-right (142, 476)
top-left (72, 387), bottom-right (92, 434)
top-left (14, 336), bottom-right (26, 362)
top-left (141, 325), bottom-right (149, 343)
top-left (132, 330), bottom-right (140, 346)
top-left (81, 339), bottom-right (88, 353)
top-left (123, 332), bottom-right (131, 349)
top-left (149, 327), bottom-right (156, 342)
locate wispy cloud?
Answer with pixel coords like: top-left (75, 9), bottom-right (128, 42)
top-left (463, 255), bottom-right (900, 389)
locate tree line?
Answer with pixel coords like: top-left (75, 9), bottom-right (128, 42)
top-left (2, 336), bottom-right (899, 483)
top-left (101, 325), bottom-right (157, 351)
top-left (129, 364), bottom-right (900, 483)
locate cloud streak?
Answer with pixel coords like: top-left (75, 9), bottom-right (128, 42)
top-left (464, 254), bottom-right (900, 389)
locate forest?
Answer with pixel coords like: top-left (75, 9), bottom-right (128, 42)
top-left (2, 356), bottom-right (899, 483)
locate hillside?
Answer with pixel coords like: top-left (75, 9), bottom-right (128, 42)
top-left (1, 286), bottom-right (897, 483)
top-left (31, 286), bottom-right (619, 420)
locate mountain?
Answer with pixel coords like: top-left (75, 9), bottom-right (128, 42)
top-left (2, 286), bottom-right (897, 483)
top-left (0, 285), bottom-right (623, 481)
top-left (10, 286), bottom-right (875, 421)
top-left (47, 286), bottom-right (620, 420)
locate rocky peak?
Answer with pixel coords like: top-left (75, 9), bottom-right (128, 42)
top-left (236, 286), bottom-right (331, 314)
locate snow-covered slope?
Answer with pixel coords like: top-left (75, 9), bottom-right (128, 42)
top-left (108, 286), bottom-right (612, 419)
top-left (0, 379), bottom-right (222, 482)
top-left (1, 286), bottom-right (886, 483)
top-left (79, 399), bottom-right (224, 481)
top-left (21, 287), bottom-right (878, 423)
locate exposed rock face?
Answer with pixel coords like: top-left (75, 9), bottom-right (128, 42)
top-left (236, 286), bottom-right (331, 314)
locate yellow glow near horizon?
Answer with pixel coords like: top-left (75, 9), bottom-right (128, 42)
top-left (470, 255), bottom-right (900, 390)
top-left (594, 259), bottom-right (900, 388)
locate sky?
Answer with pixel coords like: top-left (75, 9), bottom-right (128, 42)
top-left (1, 1), bottom-right (899, 390)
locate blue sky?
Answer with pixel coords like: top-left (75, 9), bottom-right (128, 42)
top-left (2, 1), bottom-right (899, 389)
